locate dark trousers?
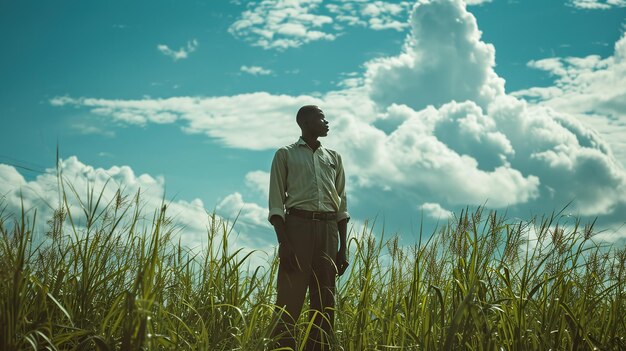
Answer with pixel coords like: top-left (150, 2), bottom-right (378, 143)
top-left (273, 214), bottom-right (339, 351)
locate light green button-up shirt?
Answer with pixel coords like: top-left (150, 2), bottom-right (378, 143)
top-left (268, 137), bottom-right (349, 223)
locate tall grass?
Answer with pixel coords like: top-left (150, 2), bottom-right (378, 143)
top-left (0, 181), bottom-right (624, 350)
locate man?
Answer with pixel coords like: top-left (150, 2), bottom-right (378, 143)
top-left (268, 105), bottom-right (350, 351)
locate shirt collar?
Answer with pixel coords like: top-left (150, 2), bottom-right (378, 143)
top-left (297, 137), bottom-right (323, 149)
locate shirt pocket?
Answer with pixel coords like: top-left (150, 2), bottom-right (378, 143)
top-left (319, 157), bottom-right (337, 180)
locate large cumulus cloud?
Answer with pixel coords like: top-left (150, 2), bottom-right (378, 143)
top-left (0, 157), bottom-right (275, 256)
top-left (514, 32), bottom-right (626, 166)
top-left (365, 0), bottom-right (505, 111)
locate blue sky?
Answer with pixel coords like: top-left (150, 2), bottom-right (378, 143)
top-left (1, 0), bottom-right (626, 251)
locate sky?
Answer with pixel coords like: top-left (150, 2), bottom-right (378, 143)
top-left (1, 0), bottom-right (626, 254)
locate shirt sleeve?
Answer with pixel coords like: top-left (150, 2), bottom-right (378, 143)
top-left (268, 148), bottom-right (288, 223)
top-left (335, 153), bottom-right (350, 222)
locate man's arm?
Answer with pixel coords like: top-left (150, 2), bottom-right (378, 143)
top-left (270, 215), bottom-right (300, 272)
top-left (270, 215), bottom-right (288, 244)
top-left (335, 153), bottom-right (350, 276)
top-left (338, 219), bottom-right (347, 251)
top-left (268, 149), bottom-right (288, 224)
top-left (268, 149), bottom-right (299, 271)
top-left (334, 153), bottom-right (349, 222)
top-left (337, 218), bottom-right (348, 274)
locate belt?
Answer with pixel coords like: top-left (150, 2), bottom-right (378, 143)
top-left (287, 208), bottom-right (337, 221)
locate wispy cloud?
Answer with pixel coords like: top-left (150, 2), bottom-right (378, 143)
top-left (240, 65), bottom-right (273, 75)
top-left (50, 93), bottom-right (305, 149)
top-left (229, 0), bottom-right (335, 50)
top-left (98, 152), bottom-right (114, 158)
top-left (465, 0), bottom-right (493, 5)
top-left (419, 202), bottom-right (453, 219)
top-left (71, 122), bottom-right (116, 138)
top-left (569, 0), bottom-right (626, 9)
top-left (327, 1), bottom-right (412, 32)
top-left (157, 39), bottom-right (198, 61)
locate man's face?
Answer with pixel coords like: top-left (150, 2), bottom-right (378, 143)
top-left (307, 108), bottom-right (330, 137)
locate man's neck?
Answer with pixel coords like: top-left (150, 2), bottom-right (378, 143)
top-left (301, 135), bottom-right (320, 151)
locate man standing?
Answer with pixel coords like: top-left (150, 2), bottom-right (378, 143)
top-left (268, 105), bottom-right (350, 350)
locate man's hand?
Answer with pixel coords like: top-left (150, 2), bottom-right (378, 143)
top-left (271, 215), bottom-right (300, 272)
top-left (279, 242), bottom-right (300, 272)
top-left (337, 218), bottom-right (349, 276)
top-left (336, 248), bottom-right (349, 276)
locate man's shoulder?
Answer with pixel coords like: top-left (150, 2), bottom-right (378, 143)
top-left (276, 142), bottom-right (299, 152)
top-left (273, 142), bottom-right (300, 158)
top-left (322, 146), bottom-right (342, 159)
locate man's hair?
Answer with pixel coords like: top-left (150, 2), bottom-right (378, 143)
top-left (296, 105), bottom-right (319, 127)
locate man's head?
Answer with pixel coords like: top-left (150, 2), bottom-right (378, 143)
top-left (296, 105), bottom-right (329, 138)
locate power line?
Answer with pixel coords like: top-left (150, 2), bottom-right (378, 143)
top-left (0, 155), bottom-right (55, 175)
top-left (7, 163), bottom-right (51, 175)
top-left (0, 154), bottom-right (49, 171)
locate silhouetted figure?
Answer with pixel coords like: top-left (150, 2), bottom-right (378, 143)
top-left (268, 105), bottom-right (350, 351)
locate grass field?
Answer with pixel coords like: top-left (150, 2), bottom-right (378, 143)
top-left (1, 180), bottom-right (625, 350)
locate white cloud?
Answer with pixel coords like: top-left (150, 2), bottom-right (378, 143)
top-left (364, 0), bottom-right (505, 112)
top-left (328, 1), bottom-right (412, 32)
top-left (229, 0), bottom-right (335, 50)
top-left (419, 202), bottom-right (453, 219)
top-left (339, 101), bottom-right (541, 208)
top-left (569, 0), bottom-right (626, 9)
top-left (50, 93), bottom-right (311, 150)
top-left (215, 171), bottom-right (273, 228)
top-left (157, 39), bottom-right (198, 61)
top-left (53, 90), bottom-right (626, 215)
top-left (229, 0), bottom-right (494, 51)
top-left (0, 164), bottom-right (27, 194)
top-left (51, 0), bottom-right (626, 239)
top-left (50, 96), bottom-right (75, 106)
top-left (487, 96), bottom-right (626, 217)
top-left (513, 32), bottom-right (626, 166)
top-left (217, 192), bottom-right (270, 227)
top-left (245, 170), bottom-right (270, 197)
top-left (465, 0), bottom-right (492, 4)
top-left (1, 157), bottom-right (197, 245)
top-left (0, 157), bottom-right (276, 265)
top-left (230, 0), bottom-right (419, 50)
top-left (98, 152), bottom-right (114, 158)
top-left (70, 122), bottom-right (116, 138)
top-left (240, 65), bottom-right (273, 75)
